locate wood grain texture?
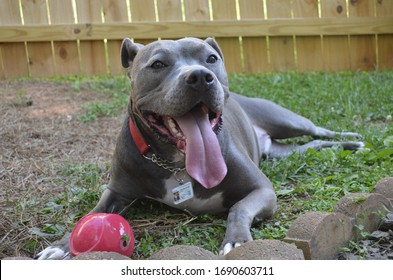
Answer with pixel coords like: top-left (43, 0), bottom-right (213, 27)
top-left (321, 0), bottom-right (351, 71)
top-left (75, 0), bottom-right (107, 75)
top-left (49, 0), bottom-right (81, 76)
top-left (211, 0), bottom-right (242, 73)
top-left (1, 17), bottom-right (392, 42)
top-left (0, 0), bottom-right (28, 78)
top-left (376, 0), bottom-right (393, 70)
top-left (266, 0), bottom-right (295, 72)
top-left (348, 0), bottom-right (377, 70)
top-left (239, 0), bottom-right (269, 73)
top-left (293, 0), bottom-right (323, 72)
top-left (103, 0), bottom-right (129, 75)
top-left (22, 0), bottom-right (55, 77)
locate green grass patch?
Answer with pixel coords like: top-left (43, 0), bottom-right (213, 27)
top-left (75, 76), bottom-right (130, 122)
top-left (33, 71), bottom-right (393, 258)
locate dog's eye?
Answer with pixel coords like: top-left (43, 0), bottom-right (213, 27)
top-left (151, 60), bottom-right (167, 69)
top-left (206, 55), bottom-right (218, 64)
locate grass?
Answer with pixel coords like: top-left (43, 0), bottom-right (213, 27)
top-left (28, 71), bottom-right (393, 259)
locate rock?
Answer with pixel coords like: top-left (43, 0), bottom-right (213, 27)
top-left (333, 193), bottom-right (392, 238)
top-left (372, 177), bottom-right (393, 204)
top-left (284, 212), bottom-right (353, 260)
top-left (72, 251), bottom-right (131, 260)
top-left (225, 239), bottom-right (304, 260)
top-left (148, 245), bottom-right (220, 260)
top-left (369, 230), bottom-right (390, 241)
top-left (2, 256), bottom-right (33, 260)
top-left (379, 213), bottom-right (393, 231)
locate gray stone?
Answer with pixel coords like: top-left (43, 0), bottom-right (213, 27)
top-left (372, 177), bottom-right (393, 204)
top-left (2, 256), bottom-right (33, 260)
top-left (148, 245), bottom-right (220, 260)
top-left (284, 212), bottom-right (353, 260)
top-left (369, 230), bottom-right (390, 240)
top-left (333, 193), bottom-right (392, 238)
top-left (72, 251), bottom-right (131, 260)
top-left (225, 239), bottom-right (304, 260)
top-left (379, 213), bottom-right (393, 231)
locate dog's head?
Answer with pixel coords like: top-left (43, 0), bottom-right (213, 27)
top-left (121, 38), bottom-right (229, 189)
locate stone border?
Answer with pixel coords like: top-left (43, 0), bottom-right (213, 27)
top-left (284, 177), bottom-right (393, 260)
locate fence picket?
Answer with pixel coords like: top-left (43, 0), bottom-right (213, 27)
top-left (157, 0), bottom-right (183, 40)
top-left (293, 0), bottom-right (323, 72)
top-left (184, 0), bottom-right (210, 22)
top-left (0, 0), bottom-right (28, 78)
top-left (131, 0), bottom-right (157, 46)
top-left (239, 0), bottom-right (269, 73)
top-left (320, 0), bottom-right (351, 71)
top-left (75, 0), bottom-right (107, 75)
top-left (103, 0), bottom-right (129, 75)
top-left (266, 0), bottom-right (296, 72)
top-left (376, 0), bottom-right (393, 70)
top-left (22, 0), bottom-right (55, 77)
top-left (211, 0), bottom-right (242, 73)
top-left (348, 0), bottom-right (377, 70)
top-left (48, 0), bottom-right (80, 76)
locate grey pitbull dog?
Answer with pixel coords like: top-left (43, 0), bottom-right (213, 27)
top-left (37, 37), bottom-right (363, 259)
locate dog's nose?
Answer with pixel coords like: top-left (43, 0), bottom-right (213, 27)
top-left (186, 69), bottom-right (214, 88)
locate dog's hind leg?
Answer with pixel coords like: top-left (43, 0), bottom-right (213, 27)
top-left (267, 139), bottom-right (364, 158)
top-left (232, 92), bottom-right (362, 139)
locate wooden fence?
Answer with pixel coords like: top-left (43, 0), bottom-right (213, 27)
top-left (0, 0), bottom-right (392, 78)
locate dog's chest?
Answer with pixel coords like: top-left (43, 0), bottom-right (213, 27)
top-left (154, 171), bottom-right (225, 215)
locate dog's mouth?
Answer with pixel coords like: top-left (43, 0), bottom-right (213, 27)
top-left (143, 103), bottom-right (227, 189)
top-left (145, 104), bottom-right (222, 152)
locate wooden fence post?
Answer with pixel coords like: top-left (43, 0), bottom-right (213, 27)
top-left (48, 0), bottom-right (81, 76)
top-left (376, 0), bottom-right (393, 70)
top-left (131, 0), bottom-right (157, 46)
top-left (293, 0), bottom-right (323, 72)
top-left (211, 0), bottom-right (243, 73)
top-left (266, 0), bottom-right (296, 72)
top-left (75, 0), bottom-right (107, 75)
top-left (320, 0), bottom-right (351, 71)
top-left (239, 0), bottom-right (270, 73)
top-left (103, 0), bottom-right (129, 75)
top-left (22, 0), bottom-right (55, 77)
top-left (348, 0), bottom-right (377, 71)
top-left (184, 0), bottom-right (210, 22)
top-left (0, 0), bottom-right (29, 78)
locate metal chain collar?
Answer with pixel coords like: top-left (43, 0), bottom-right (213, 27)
top-left (143, 153), bottom-right (186, 174)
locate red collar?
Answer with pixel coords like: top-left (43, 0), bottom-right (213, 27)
top-left (129, 117), bottom-right (150, 155)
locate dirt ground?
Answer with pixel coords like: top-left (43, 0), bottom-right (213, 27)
top-left (0, 80), bottom-right (124, 258)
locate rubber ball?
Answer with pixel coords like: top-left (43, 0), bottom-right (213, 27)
top-left (70, 213), bottom-right (134, 257)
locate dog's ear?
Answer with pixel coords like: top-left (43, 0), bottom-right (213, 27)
top-left (121, 38), bottom-right (144, 68)
top-left (205, 37), bottom-right (224, 62)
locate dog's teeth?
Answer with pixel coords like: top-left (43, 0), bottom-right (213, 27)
top-left (168, 118), bottom-right (176, 128)
top-left (177, 132), bottom-right (185, 139)
top-left (168, 118), bottom-right (179, 134)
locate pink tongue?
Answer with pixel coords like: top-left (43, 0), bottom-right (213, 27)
top-left (174, 107), bottom-right (227, 189)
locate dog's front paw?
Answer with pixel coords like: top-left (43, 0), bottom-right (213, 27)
top-left (35, 246), bottom-right (71, 260)
top-left (219, 233), bottom-right (252, 255)
top-left (35, 233), bottom-right (71, 260)
top-left (219, 242), bottom-right (244, 255)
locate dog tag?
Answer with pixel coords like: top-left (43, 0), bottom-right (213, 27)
top-left (172, 182), bottom-right (194, 205)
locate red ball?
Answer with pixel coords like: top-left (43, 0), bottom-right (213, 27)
top-left (70, 213), bottom-right (134, 257)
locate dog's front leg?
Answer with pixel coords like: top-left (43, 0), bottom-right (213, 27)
top-left (220, 187), bottom-right (277, 255)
